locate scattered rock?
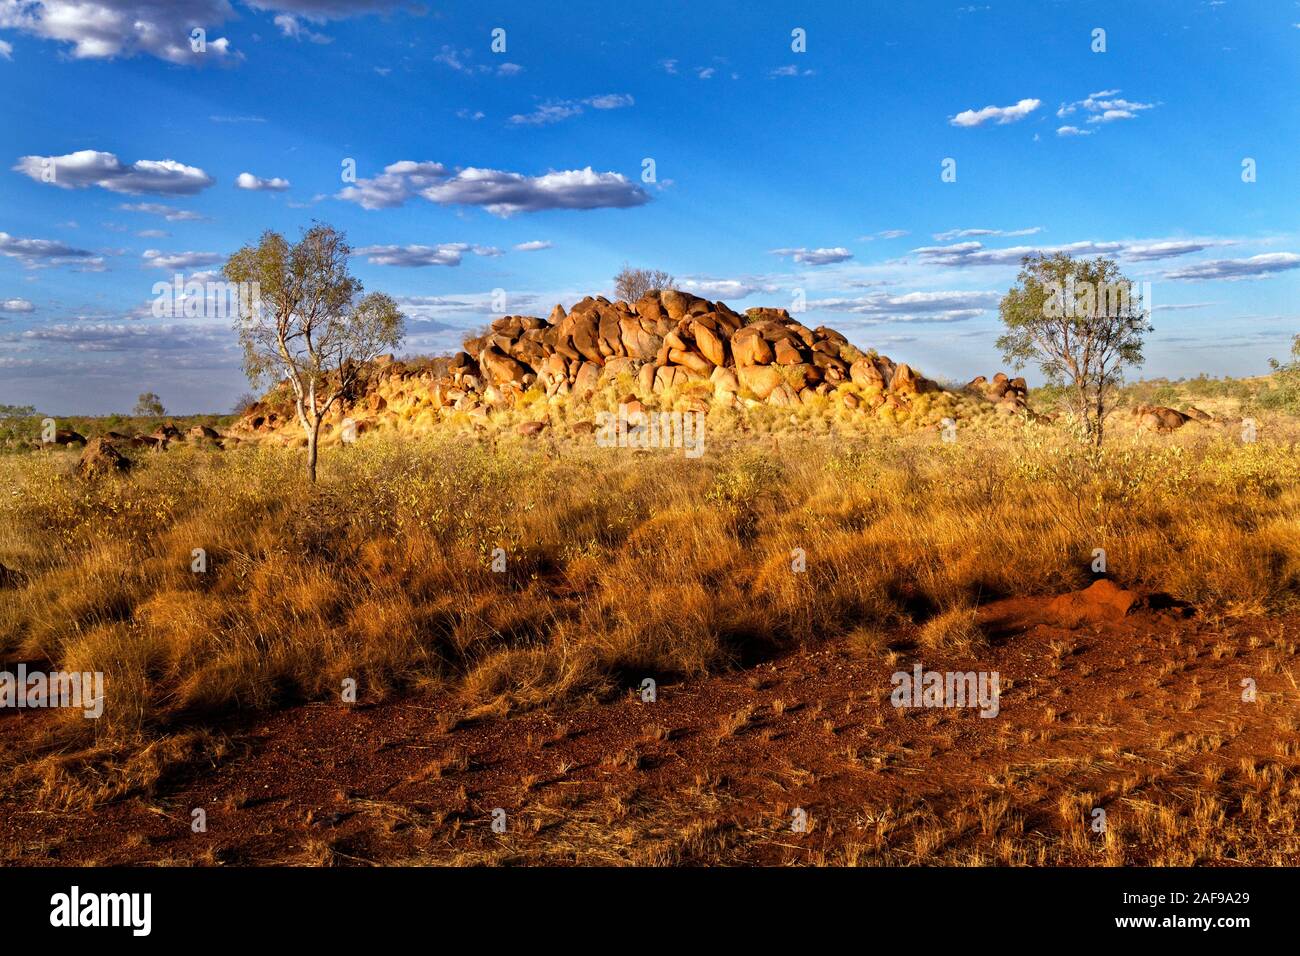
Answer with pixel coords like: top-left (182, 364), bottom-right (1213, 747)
top-left (76, 437), bottom-right (132, 479)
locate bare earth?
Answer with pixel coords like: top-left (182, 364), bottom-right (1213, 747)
top-left (4, 585), bottom-right (1297, 867)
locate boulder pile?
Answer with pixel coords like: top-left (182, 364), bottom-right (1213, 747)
top-left (231, 290), bottom-right (948, 440)
top-left (966, 372), bottom-right (1030, 415)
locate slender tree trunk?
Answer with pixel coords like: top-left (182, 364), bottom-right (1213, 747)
top-left (305, 418), bottom-right (319, 483)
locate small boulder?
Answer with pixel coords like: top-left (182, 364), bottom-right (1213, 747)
top-left (76, 438), bottom-right (132, 479)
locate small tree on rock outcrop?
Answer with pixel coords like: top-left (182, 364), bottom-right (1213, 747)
top-left (998, 253), bottom-right (1150, 446)
top-left (614, 264), bottom-right (674, 302)
top-left (226, 223), bottom-right (405, 482)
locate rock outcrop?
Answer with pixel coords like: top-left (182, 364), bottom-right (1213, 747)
top-left (231, 291), bottom-right (952, 441)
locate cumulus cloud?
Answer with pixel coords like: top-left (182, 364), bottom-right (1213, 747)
top-left (336, 160), bottom-right (448, 209)
top-left (1, 298), bottom-right (35, 313)
top-left (354, 243), bottom-right (503, 267)
top-left (0, 39), bottom-right (12, 59)
top-left (1056, 126), bottom-right (1093, 137)
top-left (0, 231), bottom-right (105, 269)
top-left (0, 0), bottom-right (235, 63)
top-left (14, 150), bottom-right (214, 195)
top-left (1164, 253), bottom-right (1300, 282)
top-left (949, 98), bottom-right (1041, 127)
top-left (675, 278), bottom-right (762, 300)
top-left (509, 93), bottom-right (634, 125)
top-left (810, 290), bottom-right (1001, 323)
top-left (235, 172), bottom-right (291, 191)
top-left (142, 248), bottom-right (225, 270)
top-left (338, 161), bottom-right (651, 217)
top-left (769, 247), bottom-right (854, 266)
top-left (513, 240), bottom-right (552, 251)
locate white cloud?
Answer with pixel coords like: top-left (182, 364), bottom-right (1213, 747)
top-left (769, 64), bottom-right (815, 77)
top-left (432, 45), bottom-right (521, 77)
top-left (354, 243), bottom-right (503, 267)
top-left (142, 248), bottom-right (225, 270)
top-left (13, 321), bottom-right (232, 352)
top-left (513, 240), bottom-right (552, 251)
top-left (509, 93), bottom-right (634, 125)
top-left (1164, 253), bottom-right (1300, 281)
top-left (810, 290), bottom-right (1001, 323)
top-left (119, 202), bottom-right (208, 221)
top-left (949, 98), bottom-right (1041, 127)
top-left (235, 172), bottom-right (291, 191)
top-left (0, 231), bottom-right (105, 269)
top-left (0, 0), bottom-right (235, 64)
top-left (912, 237), bottom-right (1236, 267)
top-left (273, 14), bottom-right (331, 43)
top-left (932, 227), bottom-right (1042, 241)
top-left (1056, 90), bottom-right (1158, 128)
top-left (676, 278), bottom-right (760, 300)
top-left (1056, 126), bottom-right (1093, 137)
top-left (0, 39), bottom-right (12, 59)
top-left (769, 247), bottom-right (854, 266)
top-left (14, 150), bottom-right (214, 195)
top-left (338, 161), bottom-right (651, 216)
top-left (1, 298), bottom-right (35, 313)
top-left (336, 160), bottom-right (448, 209)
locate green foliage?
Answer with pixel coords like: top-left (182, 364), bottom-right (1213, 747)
top-left (133, 392), bottom-right (166, 417)
top-left (224, 222), bottom-right (406, 479)
top-left (998, 253), bottom-right (1151, 444)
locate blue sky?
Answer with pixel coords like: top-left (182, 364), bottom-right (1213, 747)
top-left (1, 0), bottom-right (1298, 414)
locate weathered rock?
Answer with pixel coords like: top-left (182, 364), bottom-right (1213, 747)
top-left (1139, 407), bottom-right (1191, 432)
top-left (517, 420), bottom-right (548, 437)
top-left (572, 361), bottom-right (602, 398)
top-left (850, 357), bottom-right (885, 388)
top-left (653, 365), bottom-right (700, 393)
top-left (773, 338), bottom-right (805, 366)
top-left (480, 348), bottom-right (531, 387)
top-left (767, 384), bottom-right (797, 407)
top-left (692, 320), bottom-right (728, 366)
top-left (731, 327), bottom-right (774, 366)
top-left (76, 438), bottom-right (131, 479)
top-left (737, 365), bottom-right (783, 400)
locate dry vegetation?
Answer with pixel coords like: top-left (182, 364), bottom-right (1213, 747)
top-left (1, 410), bottom-right (1298, 864)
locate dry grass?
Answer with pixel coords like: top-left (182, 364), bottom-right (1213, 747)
top-left (1, 423), bottom-right (1298, 808)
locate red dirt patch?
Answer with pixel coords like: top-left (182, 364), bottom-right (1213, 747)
top-left (2, 592), bottom-right (1297, 866)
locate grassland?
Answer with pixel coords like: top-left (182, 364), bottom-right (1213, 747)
top-left (1, 365), bottom-right (1298, 864)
